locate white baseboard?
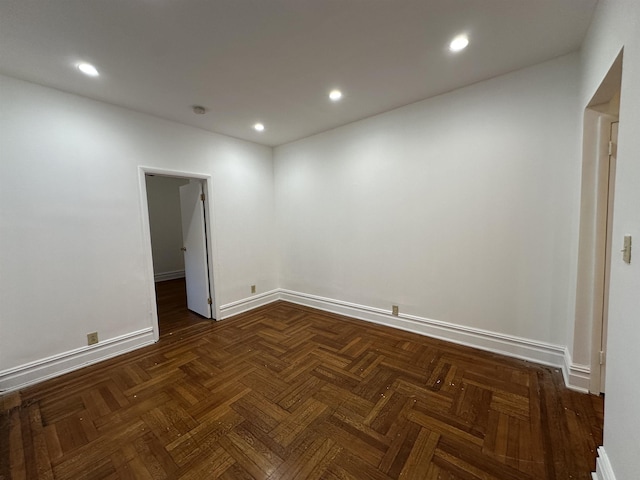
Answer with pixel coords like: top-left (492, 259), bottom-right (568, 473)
top-left (219, 289), bottom-right (281, 319)
top-left (224, 290), bottom-right (591, 392)
top-left (0, 289), bottom-right (585, 395)
top-left (562, 347), bottom-right (591, 393)
top-left (279, 289), bottom-right (567, 370)
top-left (0, 328), bottom-right (155, 393)
top-left (593, 447), bottom-right (616, 480)
top-left (154, 270), bottom-right (185, 282)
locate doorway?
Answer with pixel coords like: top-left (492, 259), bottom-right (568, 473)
top-left (574, 51), bottom-right (622, 395)
top-left (138, 167), bottom-right (219, 340)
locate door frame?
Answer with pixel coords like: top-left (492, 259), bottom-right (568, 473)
top-left (137, 166), bottom-right (221, 341)
top-left (573, 50), bottom-right (622, 394)
top-left (589, 115), bottom-right (618, 393)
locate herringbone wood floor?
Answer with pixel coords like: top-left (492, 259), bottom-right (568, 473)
top-left (1, 279), bottom-right (603, 479)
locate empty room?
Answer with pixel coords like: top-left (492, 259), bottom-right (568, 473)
top-left (1, 1), bottom-right (639, 479)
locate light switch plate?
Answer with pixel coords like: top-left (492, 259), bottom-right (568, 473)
top-left (622, 235), bottom-right (632, 263)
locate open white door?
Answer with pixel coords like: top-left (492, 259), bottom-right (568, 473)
top-left (179, 180), bottom-right (212, 318)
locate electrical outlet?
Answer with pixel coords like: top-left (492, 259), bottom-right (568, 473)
top-left (87, 332), bottom-right (99, 345)
top-left (251, 285), bottom-right (256, 294)
top-left (392, 305), bottom-right (399, 316)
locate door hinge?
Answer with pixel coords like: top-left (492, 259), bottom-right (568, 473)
top-left (200, 193), bottom-right (205, 201)
top-left (599, 350), bottom-right (606, 365)
top-left (608, 141), bottom-right (614, 156)
top-left (207, 297), bottom-right (212, 305)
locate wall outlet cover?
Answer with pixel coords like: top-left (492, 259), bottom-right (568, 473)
top-left (87, 332), bottom-right (99, 345)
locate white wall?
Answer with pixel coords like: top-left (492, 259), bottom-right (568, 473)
top-left (580, 1), bottom-right (640, 478)
top-left (145, 175), bottom-right (189, 279)
top-left (1, 11), bottom-right (637, 475)
top-left (0, 75), bottom-right (276, 380)
top-left (275, 54), bottom-right (582, 348)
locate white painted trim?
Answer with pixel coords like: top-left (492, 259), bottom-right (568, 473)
top-left (279, 290), bottom-right (567, 369)
top-left (137, 167), bottom-right (161, 342)
top-left (220, 290), bottom-right (281, 319)
top-left (223, 290), bottom-right (587, 390)
top-left (585, 110), bottom-right (618, 396)
top-left (0, 289), bottom-right (583, 394)
top-left (593, 447), bottom-right (616, 480)
top-left (563, 347), bottom-right (591, 393)
top-left (154, 269), bottom-right (185, 282)
top-left (0, 328), bottom-right (155, 393)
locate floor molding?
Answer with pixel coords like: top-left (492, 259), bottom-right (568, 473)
top-left (219, 289), bottom-right (281, 319)
top-left (279, 289), bottom-right (567, 370)
top-left (0, 328), bottom-right (155, 393)
top-left (563, 347), bottom-right (591, 393)
top-left (154, 270), bottom-right (185, 282)
top-left (593, 447), bottom-right (616, 480)
top-left (1, 288), bottom-right (583, 394)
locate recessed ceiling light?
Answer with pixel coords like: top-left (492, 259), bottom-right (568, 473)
top-left (77, 62), bottom-right (99, 77)
top-left (449, 35), bottom-right (469, 52)
top-left (329, 89), bottom-right (343, 101)
top-left (254, 123), bottom-right (265, 132)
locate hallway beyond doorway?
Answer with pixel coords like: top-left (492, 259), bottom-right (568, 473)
top-left (155, 278), bottom-right (209, 337)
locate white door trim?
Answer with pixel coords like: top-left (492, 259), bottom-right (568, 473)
top-left (588, 114), bottom-right (617, 394)
top-left (137, 166), bottom-right (221, 341)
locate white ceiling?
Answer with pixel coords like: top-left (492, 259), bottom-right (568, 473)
top-left (0, 0), bottom-right (597, 147)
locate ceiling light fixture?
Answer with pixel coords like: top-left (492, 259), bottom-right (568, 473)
top-left (254, 123), bottom-right (265, 132)
top-left (329, 89), bottom-right (343, 101)
top-left (77, 62), bottom-right (99, 77)
top-left (449, 34), bottom-right (469, 52)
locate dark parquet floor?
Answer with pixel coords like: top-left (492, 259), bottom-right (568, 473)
top-left (1, 279), bottom-right (604, 479)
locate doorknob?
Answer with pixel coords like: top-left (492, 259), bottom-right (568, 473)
top-left (180, 247), bottom-right (187, 251)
